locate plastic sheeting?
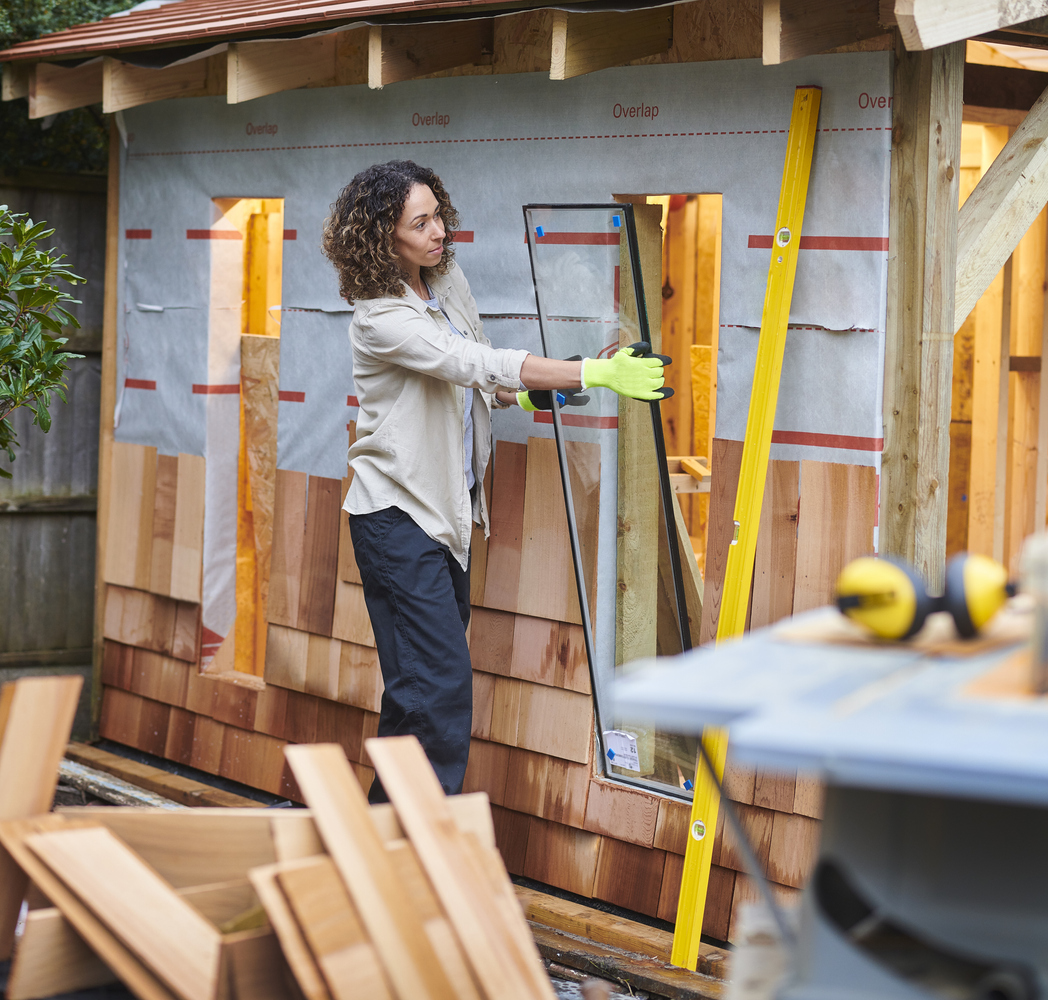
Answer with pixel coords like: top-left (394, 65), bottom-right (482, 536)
top-left (113, 50), bottom-right (892, 655)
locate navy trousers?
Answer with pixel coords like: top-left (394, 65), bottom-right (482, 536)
top-left (349, 506), bottom-right (472, 802)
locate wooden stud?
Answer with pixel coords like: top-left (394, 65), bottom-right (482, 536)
top-left (762, 0), bottom-right (886, 65)
top-left (895, 0), bottom-right (1048, 52)
top-left (750, 460), bottom-right (799, 629)
top-left (549, 8), bottom-right (672, 80)
top-left (699, 438), bottom-right (744, 643)
top-left (227, 30), bottom-right (367, 105)
top-left (483, 441), bottom-right (528, 613)
top-left (269, 470), bottom-right (308, 629)
top-left (582, 780), bottom-right (659, 848)
top-left (29, 60), bottom-right (103, 118)
top-left (522, 816), bottom-right (602, 897)
top-left (518, 436), bottom-right (581, 624)
top-left (793, 461), bottom-right (877, 613)
top-left (956, 83), bottom-right (1048, 331)
top-left (170, 454), bottom-right (206, 603)
top-left (103, 54), bottom-right (225, 113)
top-left (364, 736), bottom-right (558, 1000)
top-left (26, 826), bottom-right (223, 1000)
top-left (368, 21), bottom-right (494, 89)
top-left (880, 37), bottom-right (964, 590)
top-left (283, 744), bottom-right (461, 1000)
top-left (492, 10), bottom-right (554, 74)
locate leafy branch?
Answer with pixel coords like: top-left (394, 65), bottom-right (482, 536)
top-left (0, 204), bottom-right (84, 477)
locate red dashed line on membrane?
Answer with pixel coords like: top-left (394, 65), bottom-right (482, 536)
top-left (278, 390), bottom-right (305, 402)
top-left (748, 235), bottom-right (888, 251)
top-left (347, 395), bottom-right (359, 407)
top-left (127, 126), bottom-right (889, 158)
top-left (124, 378), bottom-right (156, 390)
top-left (192, 383), bottom-right (240, 394)
top-left (771, 430), bottom-right (883, 451)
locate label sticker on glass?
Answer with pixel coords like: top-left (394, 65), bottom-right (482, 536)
top-left (603, 730), bottom-right (640, 772)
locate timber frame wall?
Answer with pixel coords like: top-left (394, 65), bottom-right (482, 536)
top-left (8, 0), bottom-right (1048, 949)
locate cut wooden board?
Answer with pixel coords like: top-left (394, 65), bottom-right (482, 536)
top-left (221, 925), bottom-right (295, 1000)
top-left (26, 826), bottom-right (224, 1000)
top-left (483, 440), bottom-right (528, 614)
top-left (283, 744), bottom-right (460, 1000)
top-left (104, 441), bottom-right (157, 589)
top-left (700, 438), bottom-right (744, 643)
top-left (750, 459), bottom-right (799, 630)
top-left (793, 460), bottom-right (877, 613)
top-left (0, 815), bottom-right (177, 1000)
top-left (277, 855), bottom-right (394, 1000)
top-left (269, 470), bottom-right (309, 628)
top-left (150, 453), bottom-right (178, 597)
top-left (0, 675), bottom-right (83, 959)
top-left (249, 861), bottom-right (331, 1000)
top-left (366, 735), bottom-right (557, 1000)
top-left (170, 453), bottom-right (205, 603)
top-left (298, 476), bottom-right (342, 636)
top-left (7, 906), bottom-right (116, 1000)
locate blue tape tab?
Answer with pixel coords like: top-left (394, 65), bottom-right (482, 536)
top-left (535, 226), bottom-right (545, 238)
top-left (612, 215), bottom-right (621, 227)
top-left (606, 748), bottom-right (616, 760)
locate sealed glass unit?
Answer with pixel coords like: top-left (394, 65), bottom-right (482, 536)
top-left (523, 203), bottom-right (699, 798)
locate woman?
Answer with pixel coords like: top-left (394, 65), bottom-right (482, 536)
top-left (322, 160), bottom-right (668, 801)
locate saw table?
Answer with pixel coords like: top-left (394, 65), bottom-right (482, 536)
top-left (615, 607), bottom-right (1048, 1000)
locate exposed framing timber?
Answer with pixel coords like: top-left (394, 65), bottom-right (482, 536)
top-left (762, 0), bottom-right (885, 65)
top-left (549, 8), bottom-right (672, 80)
top-left (2, 62), bottom-right (30, 101)
top-left (881, 37), bottom-right (964, 591)
top-left (102, 53), bottom-right (226, 113)
top-left (92, 120), bottom-right (121, 732)
top-left (955, 82), bottom-right (1048, 331)
top-left (895, 0), bottom-right (1048, 51)
top-left (29, 60), bottom-right (102, 119)
top-left (227, 29), bottom-right (367, 104)
top-left (368, 20), bottom-right (493, 90)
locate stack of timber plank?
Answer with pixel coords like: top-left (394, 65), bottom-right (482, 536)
top-left (97, 433), bottom-right (835, 945)
top-left (2, 735), bottom-right (569, 1000)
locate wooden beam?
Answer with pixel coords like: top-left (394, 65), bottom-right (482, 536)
top-left (955, 84), bottom-right (1048, 331)
top-left (368, 21), bottom-right (493, 90)
top-left (102, 53), bottom-right (225, 113)
top-left (227, 30), bottom-right (367, 104)
top-left (2, 62), bottom-right (30, 101)
top-left (895, 0), bottom-right (1048, 51)
top-left (549, 8), bottom-right (672, 80)
top-left (881, 37), bottom-right (964, 591)
top-left (964, 62), bottom-right (1048, 114)
top-left (29, 60), bottom-right (102, 119)
top-left (92, 120), bottom-right (120, 735)
top-left (762, 0), bottom-right (885, 65)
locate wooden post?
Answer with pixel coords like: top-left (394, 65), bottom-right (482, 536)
top-left (91, 122), bottom-right (121, 732)
top-left (881, 37), bottom-right (963, 591)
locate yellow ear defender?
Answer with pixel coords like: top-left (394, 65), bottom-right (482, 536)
top-left (835, 554), bottom-right (1016, 641)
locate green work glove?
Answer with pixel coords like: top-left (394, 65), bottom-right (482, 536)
top-left (517, 387), bottom-right (591, 411)
top-left (581, 342), bottom-right (673, 400)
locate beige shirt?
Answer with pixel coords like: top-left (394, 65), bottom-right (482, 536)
top-left (344, 263), bottom-right (529, 569)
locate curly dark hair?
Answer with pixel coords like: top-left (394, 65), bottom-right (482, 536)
top-left (322, 160), bottom-right (460, 302)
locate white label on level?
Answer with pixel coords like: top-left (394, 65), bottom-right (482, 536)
top-left (603, 730), bottom-right (641, 772)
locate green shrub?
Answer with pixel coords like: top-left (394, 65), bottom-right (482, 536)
top-left (0, 205), bottom-right (84, 476)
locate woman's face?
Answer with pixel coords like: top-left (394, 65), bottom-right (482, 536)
top-left (393, 183), bottom-right (446, 272)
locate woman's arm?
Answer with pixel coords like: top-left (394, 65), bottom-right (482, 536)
top-left (494, 355), bottom-right (583, 407)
